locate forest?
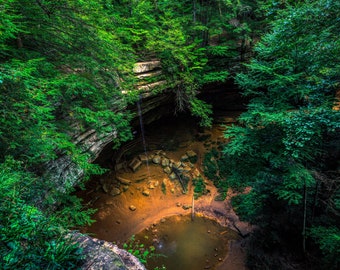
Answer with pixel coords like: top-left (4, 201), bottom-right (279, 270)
top-left (0, 0), bottom-right (339, 269)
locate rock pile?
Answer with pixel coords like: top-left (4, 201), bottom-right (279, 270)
top-left (100, 149), bottom-right (201, 199)
top-left (123, 149), bottom-right (199, 183)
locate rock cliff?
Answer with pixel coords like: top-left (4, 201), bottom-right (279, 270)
top-left (43, 60), bottom-right (173, 190)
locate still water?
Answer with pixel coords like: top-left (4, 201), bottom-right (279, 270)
top-left (133, 215), bottom-right (239, 270)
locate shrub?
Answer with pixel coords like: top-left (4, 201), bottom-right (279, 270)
top-left (193, 176), bottom-right (206, 199)
top-left (0, 158), bottom-right (94, 269)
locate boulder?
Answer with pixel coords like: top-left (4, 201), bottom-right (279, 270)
top-left (155, 150), bottom-right (166, 156)
top-left (152, 155), bottom-right (161, 164)
top-left (117, 176), bottom-right (132, 185)
top-left (169, 172), bottom-right (177, 180)
top-left (192, 168), bottom-right (201, 178)
top-left (187, 150), bottom-right (196, 157)
top-left (129, 157), bottom-right (142, 172)
top-left (110, 188), bottom-right (121, 197)
top-left (142, 190), bottom-right (150, 196)
top-left (161, 157), bottom-right (170, 167)
top-left (176, 166), bottom-right (184, 172)
top-left (129, 205), bottom-right (137, 211)
top-left (182, 164), bottom-right (192, 173)
top-left (71, 232), bottom-right (146, 270)
top-left (102, 183), bottom-right (110, 193)
top-left (182, 204), bottom-right (192, 210)
top-left (138, 154), bottom-right (150, 163)
top-left (163, 166), bottom-right (171, 174)
top-left (172, 161), bottom-right (182, 169)
top-left (115, 162), bottom-right (127, 172)
top-left (148, 183), bottom-right (155, 189)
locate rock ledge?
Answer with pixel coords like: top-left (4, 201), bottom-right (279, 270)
top-left (71, 232), bottom-right (146, 270)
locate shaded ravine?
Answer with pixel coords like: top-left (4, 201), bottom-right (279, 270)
top-left (77, 111), bottom-right (251, 269)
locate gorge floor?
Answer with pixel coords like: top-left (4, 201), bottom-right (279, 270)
top-left (77, 112), bottom-right (250, 270)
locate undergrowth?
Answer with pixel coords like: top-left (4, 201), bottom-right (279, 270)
top-left (192, 176), bottom-right (207, 199)
top-left (0, 158), bottom-right (95, 269)
top-left (122, 235), bottom-right (166, 269)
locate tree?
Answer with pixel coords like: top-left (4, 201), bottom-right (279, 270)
top-left (0, 1), bottom-right (135, 267)
top-left (222, 0), bottom-right (340, 268)
top-left (0, 0), bottom-right (136, 170)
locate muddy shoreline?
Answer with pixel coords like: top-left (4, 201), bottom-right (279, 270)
top-left (77, 114), bottom-right (250, 269)
top-left (79, 169), bottom-right (251, 270)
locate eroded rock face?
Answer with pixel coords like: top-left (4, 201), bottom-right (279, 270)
top-left (133, 60), bottom-right (161, 73)
top-left (44, 60), bottom-right (172, 191)
top-left (71, 232), bottom-right (146, 270)
top-left (44, 126), bottom-right (119, 192)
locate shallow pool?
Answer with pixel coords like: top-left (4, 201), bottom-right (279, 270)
top-left (133, 214), bottom-right (239, 270)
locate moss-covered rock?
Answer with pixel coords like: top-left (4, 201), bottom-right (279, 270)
top-left (71, 233), bottom-right (146, 270)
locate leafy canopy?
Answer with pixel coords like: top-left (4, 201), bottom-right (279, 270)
top-left (222, 0), bottom-right (340, 267)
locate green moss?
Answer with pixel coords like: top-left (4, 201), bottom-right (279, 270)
top-left (193, 176), bottom-right (206, 199)
top-left (161, 181), bottom-right (166, 195)
top-left (188, 155), bottom-right (198, 164)
top-left (203, 148), bottom-right (232, 200)
top-left (214, 192), bottom-right (227, 201)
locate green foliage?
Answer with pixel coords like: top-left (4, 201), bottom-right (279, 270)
top-left (309, 226), bottom-right (340, 270)
top-left (189, 98), bottom-right (213, 127)
top-left (153, 266), bottom-right (167, 270)
top-left (282, 108), bottom-right (340, 161)
top-left (201, 71), bottom-right (229, 84)
top-left (122, 235), bottom-right (158, 265)
top-left (0, 58), bottom-right (59, 165)
top-left (221, 0), bottom-right (340, 267)
top-left (203, 148), bottom-right (221, 182)
top-left (232, 191), bottom-right (262, 224)
top-left (203, 148), bottom-right (237, 200)
top-left (0, 0), bottom-right (273, 166)
top-left (0, 159), bottom-right (94, 269)
top-left (0, 0), bottom-right (135, 176)
top-left (5, 0), bottom-right (339, 268)
top-left (123, 0), bottom-right (272, 126)
top-left (227, 0), bottom-right (340, 204)
top-left (276, 165), bottom-right (315, 205)
top-left (193, 176), bottom-right (207, 199)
